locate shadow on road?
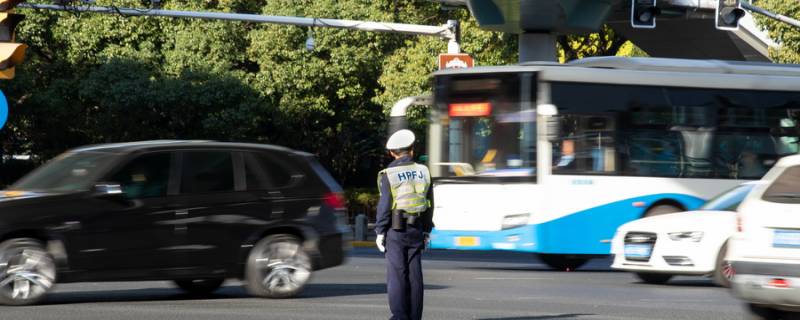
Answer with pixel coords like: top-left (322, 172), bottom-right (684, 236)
top-left (37, 283), bottom-right (448, 305)
top-left (478, 314), bottom-right (594, 320)
top-left (633, 279), bottom-right (719, 288)
top-left (298, 283), bottom-right (447, 299)
top-left (351, 249), bottom-right (617, 273)
top-left (41, 285), bottom-right (250, 305)
top-left (458, 266), bottom-right (616, 273)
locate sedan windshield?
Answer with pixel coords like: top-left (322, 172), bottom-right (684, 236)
top-left (10, 151), bottom-right (118, 193)
top-left (699, 184), bottom-right (756, 211)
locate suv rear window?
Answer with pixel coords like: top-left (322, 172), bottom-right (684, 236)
top-left (308, 157), bottom-right (342, 193)
top-left (244, 152), bottom-right (299, 190)
top-left (762, 165), bottom-right (800, 203)
top-left (181, 151), bottom-right (234, 193)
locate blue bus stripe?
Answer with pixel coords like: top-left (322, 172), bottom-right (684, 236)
top-left (429, 193), bottom-right (705, 254)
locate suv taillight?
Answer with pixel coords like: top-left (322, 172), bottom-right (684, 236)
top-left (324, 192), bottom-right (345, 210)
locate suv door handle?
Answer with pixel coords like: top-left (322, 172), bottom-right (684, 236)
top-left (261, 191), bottom-right (283, 201)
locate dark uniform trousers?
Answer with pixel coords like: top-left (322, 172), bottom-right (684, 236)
top-left (385, 219), bottom-right (425, 320)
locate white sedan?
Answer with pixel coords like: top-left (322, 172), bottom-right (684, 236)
top-left (611, 182), bottom-right (760, 286)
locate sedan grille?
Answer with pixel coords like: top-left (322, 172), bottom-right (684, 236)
top-left (624, 232), bottom-right (657, 245)
top-left (623, 232), bottom-right (657, 262)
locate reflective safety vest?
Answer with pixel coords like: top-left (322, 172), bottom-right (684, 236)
top-left (379, 163), bottom-right (431, 215)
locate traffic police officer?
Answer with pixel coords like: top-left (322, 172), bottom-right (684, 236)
top-left (375, 129), bottom-right (433, 320)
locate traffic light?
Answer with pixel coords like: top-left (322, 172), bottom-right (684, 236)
top-left (631, 0), bottom-right (660, 29)
top-left (0, 0), bottom-right (26, 80)
top-left (716, 0), bottom-right (746, 31)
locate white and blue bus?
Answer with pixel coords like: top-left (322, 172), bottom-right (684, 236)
top-left (392, 57), bottom-right (800, 270)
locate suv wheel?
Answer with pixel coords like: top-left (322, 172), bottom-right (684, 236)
top-left (245, 234), bottom-right (311, 298)
top-left (0, 238), bottom-right (56, 306)
top-left (174, 278), bottom-right (224, 295)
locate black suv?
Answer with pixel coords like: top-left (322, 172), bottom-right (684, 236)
top-left (0, 140), bottom-right (348, 305)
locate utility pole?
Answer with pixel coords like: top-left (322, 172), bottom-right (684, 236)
top-left (19, 3), bottom-right (461, 53)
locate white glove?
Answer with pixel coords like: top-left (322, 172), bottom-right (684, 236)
top-left (376, 234), bottom-right (386, 253)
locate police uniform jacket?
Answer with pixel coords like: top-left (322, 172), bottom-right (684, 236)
top-left (375, 155), bottom-right (434, 235)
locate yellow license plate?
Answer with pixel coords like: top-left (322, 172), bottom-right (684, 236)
top-left (455, 236), bottom-right (479, 247)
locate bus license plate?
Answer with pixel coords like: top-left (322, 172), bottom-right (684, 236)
top-left (624, 244), bottom-right (652, 259)
top-left (773, 230), bottom-right (800, 248)
top-left (455, 236), bottom-right (479, 247)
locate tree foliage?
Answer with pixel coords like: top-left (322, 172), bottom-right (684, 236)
top-left (0, 1), bottom-right (634, 187)
top-left (558, 25), bottom-right (623, 62)
top-left (754, 0), bottom-right (800, 63)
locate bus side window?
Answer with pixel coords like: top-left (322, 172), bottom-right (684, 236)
top-left (553, 115), bottom-right (617, 174)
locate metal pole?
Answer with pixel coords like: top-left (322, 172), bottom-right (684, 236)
top-left (742, 2), bottom-right (800, 29)
top-left (19, 3), bottom-right (458, 40)
top-left (446, 19), bottom-right (460, 53)
top-left (354, 213), bottom-right (367, 241)
top-left (519, 32), bottom-right (557, 63)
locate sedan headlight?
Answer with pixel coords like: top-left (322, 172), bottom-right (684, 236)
top-left (668, 231), bottom-right (704, 242)
top-left (502, 214), bottom-right (530, 230)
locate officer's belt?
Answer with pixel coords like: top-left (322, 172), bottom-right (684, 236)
top-left (403, 213), bottom-right (418, 225)
top-left (391, 210), bottom-right (421, 230)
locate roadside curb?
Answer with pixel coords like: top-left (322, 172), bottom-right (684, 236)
top-left (351, 241), bottom-right (376, 248)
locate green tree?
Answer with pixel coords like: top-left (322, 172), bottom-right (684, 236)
top-left (0, 0), bottom-right (647, 188)
top-left (5, 0), bottom-right (267, 160)
top-left (375, 10), bottom-right (518, 138)
top-left (753, 0), bottom-right (800, 63)
top-left (2, 0), bottom-right (449, 186)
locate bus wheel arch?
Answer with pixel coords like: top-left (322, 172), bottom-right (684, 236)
top-left (642, 200), bottom-right (685, 218)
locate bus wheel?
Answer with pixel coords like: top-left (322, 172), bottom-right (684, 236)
top-left (537, 254), bottom-right (588, 271)
top-left (643, 204), bottom-right (682, 217)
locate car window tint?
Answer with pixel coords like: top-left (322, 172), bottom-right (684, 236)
top-left (181, 151), bottom-right (234, 193)
top-left (111, 153), bottom-right (171, 199)
top-left (762, 166), bottom-right (800, 203)
top-left (243, 152), bottom-right (295, 190)
top-left (243, 153), bottom-right (272, 190)
top-left (308, 157), bottom-right (343, 192)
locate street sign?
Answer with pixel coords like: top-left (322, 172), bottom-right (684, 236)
top-left (438, 53), bottom-right (473, 70)
top-left (0, 89), bottom-right (7, 130)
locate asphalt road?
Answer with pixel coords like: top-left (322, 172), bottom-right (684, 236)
top-left (1, 248), bottom-right (746, 320)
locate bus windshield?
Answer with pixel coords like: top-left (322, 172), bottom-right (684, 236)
top-left (433, 73), bottom-right (537, 179)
